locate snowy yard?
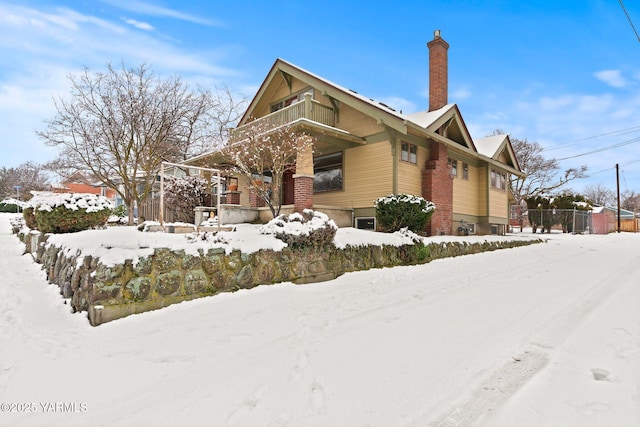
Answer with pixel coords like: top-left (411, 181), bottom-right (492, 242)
top-left (0, 213), bottom-right (638, 426)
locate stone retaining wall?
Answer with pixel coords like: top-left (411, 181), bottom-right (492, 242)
top-left (21, 231), bottom-right (542, 326)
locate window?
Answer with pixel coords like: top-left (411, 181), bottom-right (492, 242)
top-left (314, 152), bottom-right (343, 192)
top-left (356, 217), bottom-right (376, 230)
top-left (491, 169), bottom-right (507, 190)
top-left (447, 157), bottom-right (458, 177)
top-left (462, 162), bottom-right (469, 180)
top-left (401, 142), bottom-right (417, 164)
top-left (271, 88), bottom-right (315, 112)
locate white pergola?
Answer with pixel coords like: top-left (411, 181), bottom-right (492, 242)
top-left (159, 161), bottom-right (223, 227)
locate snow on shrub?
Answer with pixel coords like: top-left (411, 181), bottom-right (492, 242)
top-left (374, 194), bottom-right (435, 233)
top-left (260, 209), bottom-right (337, 248)
top-left (25, 191), bottom-right (112, 233)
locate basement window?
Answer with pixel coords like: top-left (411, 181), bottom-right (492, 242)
top-left (356, 217), bottom-right (376, 230)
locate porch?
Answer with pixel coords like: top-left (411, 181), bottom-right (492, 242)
top-left (229, 93), bottom-right (335, 142)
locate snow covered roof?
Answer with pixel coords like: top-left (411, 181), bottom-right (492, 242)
top-left (274, 59), bottom-right (405, 118)
top-left (475, 134), bottom-right (507, 158)
top-left (403, 104), bottom-right (456, 128)
top-left (595, 206), bottom-right (637, 218)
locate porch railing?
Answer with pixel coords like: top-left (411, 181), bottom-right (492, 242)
top-left (230, 94), bottom-right (335, 142)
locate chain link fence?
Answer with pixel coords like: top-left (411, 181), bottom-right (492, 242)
top-left (510, 206), bottom-right (592, 234)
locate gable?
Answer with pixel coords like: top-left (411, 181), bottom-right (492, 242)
top-left (239, 59), bottom-right (408, 135)
top-left (475, 134), bottom-right (521, 174)
top-left (405, 104), bottom-right (476, 151)
top-left (438, 117), bottom-right (471, 148)
top-left (248, 72), bottom-right (313, 120)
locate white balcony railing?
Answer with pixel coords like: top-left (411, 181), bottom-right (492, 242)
top-left (230, 94), bottom-right (335, 142)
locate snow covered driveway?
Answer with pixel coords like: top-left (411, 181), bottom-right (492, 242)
top-left (0, 214), bottom-right (638, 426)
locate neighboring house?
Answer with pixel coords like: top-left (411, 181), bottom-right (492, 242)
top-left (51, 171), bottom-right (117, 203)
top-left (186, 31), bottom-right (523, 235)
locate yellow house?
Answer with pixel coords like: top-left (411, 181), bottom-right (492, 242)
top-left (187, 31), bottom-right (523, 235)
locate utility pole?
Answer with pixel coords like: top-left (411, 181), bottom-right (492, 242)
top-left (616, 163), bottom-right (621, 233)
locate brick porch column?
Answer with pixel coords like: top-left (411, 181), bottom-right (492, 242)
top-left (249, 187), bottom-right (265, 207)
top-left (293, 139), bottom-right (314, 212)
top-left (422, 140), bottom-right (453, 235)
top-left (293, 174), bottom-right (314, 212)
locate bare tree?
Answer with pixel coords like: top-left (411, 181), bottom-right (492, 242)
top-left (195, 85), bottom-right (248, 157)
top-left (42, 158), bottom-right (80, 183)
top-left (0, 162), bottom-right (50, 200)
top-left (37, 63), bottom-right (244, 225)
top-left (491, 130), bottom-right (588, 204)
top-left (621, 190), bottom-right (640, 212)
top-left (223, 120), bottom-right (315, 218)
top-left (583, 183), bottom-right (615, 206)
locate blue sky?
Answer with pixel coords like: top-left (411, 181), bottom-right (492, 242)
top-left (1, 0), bottom-right (640, 194)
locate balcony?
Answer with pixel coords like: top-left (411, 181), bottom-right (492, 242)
top-left (230, 94), bottom-right (335, 142)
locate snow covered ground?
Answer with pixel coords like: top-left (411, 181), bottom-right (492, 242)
top-left (0, 213), bottom-right (638, 426)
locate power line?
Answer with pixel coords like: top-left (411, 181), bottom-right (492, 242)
top-left (542, 124), bottom-right (640, 152)
top-left (619, 0), bottom-right (640, 43)
top-left (555, 136), bottom-right (640, 161)
top-left (588, 159), bottom-right (640, 176)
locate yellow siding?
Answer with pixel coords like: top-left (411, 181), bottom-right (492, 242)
top-left (314, 142), bottom-right (392, 208)
top-left (337, 104), bottom-right (383, 136)
top-left (477, 166), bottom-right (488, 216)
top-left (489, 188), bottom-right (509, 219)
top-left (270, 78), bottom-right (308, 102)
top-left (452, 163), bottom-right (481, 216)
top-left (397, 144), bottom-right (427, 195)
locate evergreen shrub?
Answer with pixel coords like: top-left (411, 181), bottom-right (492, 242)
top-left (260, 209), bottom-right (337, 248)
top-left (0, 201), bottom-right (20, 213)
top-left (375, 194), bottom-right (436, 233)
top-left (27, 193), bottom-right (112, 233)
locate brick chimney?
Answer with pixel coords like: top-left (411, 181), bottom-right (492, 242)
top-left (427, 29), bottom-right (449, 111)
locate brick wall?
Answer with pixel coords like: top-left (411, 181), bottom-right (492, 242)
top-left (422, 140), bottom-right (453, 235)
top-left (226, 191), bottom-right (240, 205)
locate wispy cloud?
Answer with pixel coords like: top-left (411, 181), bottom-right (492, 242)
top-left (100, 0), bottom-right (221, 26)
top-left (0, 2), bottom-right (240, 168)
top-left (594, 69), bottom-right (627, 88)
top-left (123, 18), bottom-right (154, 31)
top-left (0, 3), bottom-right (236, 79)
top-left (451, 87), bottom-right (472, 101)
